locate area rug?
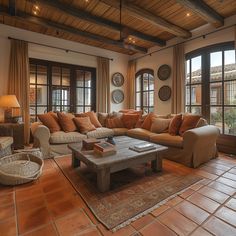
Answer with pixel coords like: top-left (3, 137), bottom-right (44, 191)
top-left (54, 156), bottom-right (202, 231)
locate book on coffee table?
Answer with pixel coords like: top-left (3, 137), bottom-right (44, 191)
top-left (129, 143), bottom-right (156, 152)
top-left (94, 142), bottom-right (116, 157)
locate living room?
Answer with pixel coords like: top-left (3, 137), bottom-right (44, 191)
top-left (0, 0), bottom-right (236, 235)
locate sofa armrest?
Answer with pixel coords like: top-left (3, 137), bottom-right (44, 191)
top-left (183, 125), bottom-right (220, 167)
top-left (33, 125), bottom-right (51, 159)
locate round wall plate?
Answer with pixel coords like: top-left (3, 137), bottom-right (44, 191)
top-left (112, 72), bottom-right (124, 87)
top-left (112, 89), bottom-right (124, 104)
top-left (158, 86), bottom-right (171, 101)
top-left (157, 64), bottom-right (171, 80)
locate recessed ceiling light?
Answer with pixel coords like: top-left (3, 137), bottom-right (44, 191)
top-left (132, 40), bottom-right (136, 44)
top-left (33, 11), bottom-right (37, 15)
top-left (85, 0), bottom-right (89, 2)
top-left (129, 37), bottom-right (132, 41)
top-left (186, 13), bottom-right (190, 17)
top-left (35, 5), bottom-right (39, 10)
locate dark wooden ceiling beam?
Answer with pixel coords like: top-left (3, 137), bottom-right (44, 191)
top-left (0, 6), bottom-right (147, 54)
top-left (100, 0), bottom-right (191, 38)
top-left (177, 0), bottom-right (224, 27)
top-left (28, 0), bottom-right (165, 46)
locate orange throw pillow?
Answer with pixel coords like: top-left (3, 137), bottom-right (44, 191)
top-left (121, 113), bottom-right (140, 129)
top-left (135, 114), bottom-right (147, 128)
top-left (168, 114), bottom-right (183, 136)
top-left (179, 115), bottom-right (201, 136)
top-left (57, 112), bottom-right (77, 132)
top-left (38, 113), bottom-right (61, 133)
top-left (76, 111), bottom-right (102, 128)
top-left (106, 117), bottom-right (124, 128)
top-left (141, 113), bottom-right (156, 130)
top-left (73, 117), bottom-right (96, 134)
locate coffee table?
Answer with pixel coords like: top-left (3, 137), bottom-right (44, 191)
top-left (68, 136), bottom-right (168, 192)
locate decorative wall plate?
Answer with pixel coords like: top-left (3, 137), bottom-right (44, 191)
top-left (158, 86), bottom-right (171, 101)
top-left (157, 64), bottom-right (171, 80)
top-left (112, 89), bottom-right (124, 104)
top-left (112, 72), bottom-right (124, 87)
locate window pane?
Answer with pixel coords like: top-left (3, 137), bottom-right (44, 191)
top-left (85, 71), bottom-right (92, 87)
top-left (61, 88), bottom-right (70, 106)
top-left (37, 65), bottom-right (47, 84)
top-left (76, 70), bottom-right (84, 87)
top-left (61, 106), bottom-right (70, 112)
top-left (52, 88), bottom-right (61, 107)
top-left (52, 67), bottom-right (61, 85)
top-left (210, 51), bottom-right (222, 82)
top-left (149, 91), bottom-right (154, 106)
top-left (224, 107), bottom-right (236, 135)
top-left (76, 88), bottom-right (84, 105)
top-left (143, 92), bottom-right (148, 106)
top-left (76, 106), bottom-right (84, 113)
top-left (186, 60), bottom-right (190, 85)
top-left (143, 74), bottom-right (149, 91)
top-left (30, 107), bottom-right (36, 116)
top-left (62, 68), bottom-right (70, 86)
top-left (149, 107), bottom-right (154, 113)
top-left (224, 50), bottom-right (236, 81)
top-left (136, 92), bottom-right (141, 106)
top-left (191, 106), bottom-right (201, 115)
top-left (149, 74), bottom-right (154, 90)
top-left (37, 85), bottom-right (48, 105)
top-left (185, 106), bottom-right (190, 113)
top-left (191, 56), bottom-right (201, 84)
top-left (85, 107), bottom-right (91, 112)
top-left (85, 88), bottom-right (91, 105)
top-left (29, 85), bottom-right (36, 106)
top-left (37, 106), bottom-right (47, 115)
top-left (210, 82), bottom-right (222, 105)
top-left (210, 106), bottom-right (223, 133)
top-left (143, 107), bottom-right (149, 114)
top-left (224, 80), bottom-right (236, 105)
top-left (191, 85), bottom-right (201, 105)
top-left (30, 64), bottom-right (36, 84)
top-left (136, 75), bottom-right (141, 92)
top-left (185, 86), bottom-right (190, 105)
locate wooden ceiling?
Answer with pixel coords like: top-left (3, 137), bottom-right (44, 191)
top-left (0, 0), bottom-right (236, 55)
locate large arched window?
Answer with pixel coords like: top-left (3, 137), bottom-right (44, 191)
top-left (185, 42), bottom-right (236, 138)
top-left (135, 69), bottom-right (154, 113)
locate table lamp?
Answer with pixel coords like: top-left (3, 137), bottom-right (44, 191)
top-left (0, 95), bottom-right (21, 123)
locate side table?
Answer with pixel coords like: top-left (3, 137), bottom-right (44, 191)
top-left (0, 123), bottom-right (24, 149)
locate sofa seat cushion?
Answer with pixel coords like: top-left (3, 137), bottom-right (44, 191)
top-left (87, 127), bottom-right (114, 139)
top-left (0, 137), bottom-right (13, 150)
top-left (50, 131), bottom-right (86, 144)
top-left (112, 128), bottom-right (129, 136)
top-left (127, 128), bottom-right (154, 141)
top-left (150, 133), bottom-right (183, 148)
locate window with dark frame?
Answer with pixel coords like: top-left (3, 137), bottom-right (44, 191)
top-left (185, 42), bottom-right (236, 137)
top-left (135, 69), bottom-right (154, 113)
top-left (29, 59), bottom-right (96, 122)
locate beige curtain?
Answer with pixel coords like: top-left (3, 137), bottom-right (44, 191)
top-left (127, 60), bottom-right (136, 109)
top-left (97, 57), bottom-right (110, 113)
top-left (8, 39), bottom-right (30, 145)
top-left (172, 44), bottom-right (185, 114)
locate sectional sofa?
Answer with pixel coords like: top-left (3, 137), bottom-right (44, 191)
top-left (31, 112), bottom-right (220, 168)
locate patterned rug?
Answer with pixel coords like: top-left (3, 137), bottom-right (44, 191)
top-left (54, 156), bottom-right (202, 231)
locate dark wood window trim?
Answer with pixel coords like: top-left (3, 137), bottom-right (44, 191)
top-left (29, 58), bottom-right (96, 122)
top-left (135, 69), bottom-right (154, 113)
top-left (185, 41), bottom-right (236, 154)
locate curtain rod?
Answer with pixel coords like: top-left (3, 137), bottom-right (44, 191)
top-left (132, 24), bottom-right (236, 61)
top-left (7, 37), bottom-right (114, 61)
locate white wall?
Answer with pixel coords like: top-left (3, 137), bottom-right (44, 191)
top-left (132, 14), bottom-right (236, 115)
top-left (0, 24), bottom-right (129, 118)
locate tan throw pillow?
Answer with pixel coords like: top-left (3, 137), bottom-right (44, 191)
top-left (57, 112), bottom-right (77, 132)
top-left (38, 113), bottom-right (61, 133)
top-left (151, 118), bottom-right (171, 133)
top-left (73, 117), bottom-right (96, 134)
top-left (97, 112), bottom-right (108, 127)
top-left (196, 118), bottom-right (208, 128)
top-left (168, 114), bottom-right (183, 136)
top-left (106, 117), bottom-right (124, 128)
top-left (75, 111), bottom-right (102, 128)
top-left (179, 115), bottom-right (201, 136)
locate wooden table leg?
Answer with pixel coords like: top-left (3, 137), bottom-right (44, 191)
top-left (72, 152), bottom-right (80, 168)
top-left (151, 154), bottom-right (162, 172)
top-left (97, 168), bottom-right (110, 192)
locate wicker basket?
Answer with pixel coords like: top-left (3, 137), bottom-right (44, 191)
top-left (0, 153), bottom-right (44, 186)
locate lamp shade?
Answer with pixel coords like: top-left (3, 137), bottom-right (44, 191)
top-left (0, 95), bottom-right (20, 108)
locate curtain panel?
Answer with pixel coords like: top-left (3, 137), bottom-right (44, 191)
top-left (8, 39), bottom-right (30, 145)
top-left (97, 57), bottom-right (110, 113)
top-left (172, 44), bottom-right (185, 114)
top-left (127, 60), bottom-right (136, 109)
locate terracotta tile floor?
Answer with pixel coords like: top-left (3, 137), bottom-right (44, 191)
top-left (1, 154), bottom-right (236, 235)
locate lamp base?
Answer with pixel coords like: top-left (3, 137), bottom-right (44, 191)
top-left (4, 109), bottom-right (20, 123)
